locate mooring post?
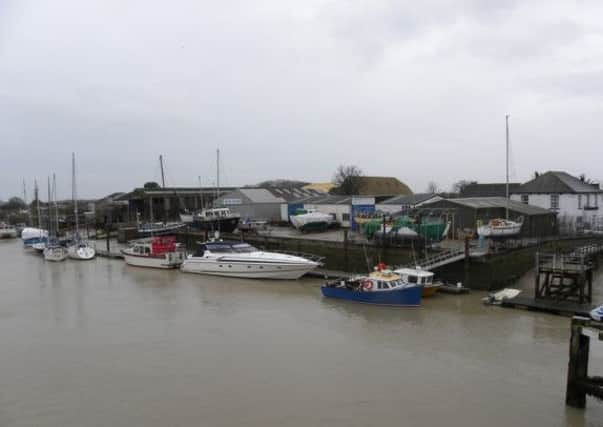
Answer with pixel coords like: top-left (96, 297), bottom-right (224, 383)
top-left (566, 317), bottom-right (590, 408)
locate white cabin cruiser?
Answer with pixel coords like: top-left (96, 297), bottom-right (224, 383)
top-left (0, 223), bottom-right (18, 239)
top-left (121, 236), bottom-right (186, 269)
top-left (181, 240), bottom-right (319, 279)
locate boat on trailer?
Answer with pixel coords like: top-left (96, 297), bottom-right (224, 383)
top-left (477, 218), bottom-right (522, 238)
top-left (290, 210), bottom-right (333, 233)
top-left (121, 236), bottom-right (186, 269)
top-left (181, 240), bottom-right (319, 279)
top-left (321, 270), bottom-right (423, 306)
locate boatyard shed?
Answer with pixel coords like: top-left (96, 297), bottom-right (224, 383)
top-left (216, 187), bottom-right (323, 223)
top-left (116, 186), bottom-right (237, 222)
top-left (421, 197), bottom-right (558, 238)
top-left (460, 183), bottom-right (521, 198)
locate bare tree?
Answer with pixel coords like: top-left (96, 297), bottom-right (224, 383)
top-left (331, 165), bottom-right (363, 195)
top-left (425, 181), bottom-right (441, 194)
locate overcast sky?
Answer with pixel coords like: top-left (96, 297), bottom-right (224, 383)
top-left (1, 0), bottom-right (602, 199)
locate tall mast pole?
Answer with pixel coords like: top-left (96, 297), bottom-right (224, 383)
top-left (23, 179), bottom-right (30, 226)
top-left (198, 176), bottom-right (203, 210)
top-left (159, 155), bottom-right (166, 188)
top-left (505, 114), bottom-right (510, 220)
top-left (72, 153), bottom-right (79, 237)
top-left (159, 154), bottom-right (167, 221)
top-left (47, 177), bottom-right (52, 237)
top-left (35, 180), bottom-right (41, 228)
top-left (216, 149), bottom-right (220, 204)
top-left (53, 173), bottom-right (59, 235)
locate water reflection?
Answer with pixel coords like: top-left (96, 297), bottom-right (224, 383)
top-left (0, 240), bottom-right (601, 427)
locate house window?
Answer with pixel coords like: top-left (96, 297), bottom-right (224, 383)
top-left (521, 194), bottom-right (529, 204)
top-left (342, 213), bottom-right (350, 221)
top-left (550, 194), bottom-right (559, 210)
top-left (578, 195), bottom-right (582, 209)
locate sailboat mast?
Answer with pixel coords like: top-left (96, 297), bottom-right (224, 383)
top-left (198, 176), bottom-right (203, 210)
top-left (216, 149), bottom-right (220, 204)
top-left (47, 177), bottom-right (52, 236)
top-left (505, 114), bottom-right (510, 220)
top-left (35, 180), bottom-right (41, 228)
top-left (159, 155), bottom-right (166, 188)
top-left (23, 179), bottom-right (30, 226)
top-left (72, 153), bottom-right (79, 237)
top-left (53, 173), bottom-right (59, 235)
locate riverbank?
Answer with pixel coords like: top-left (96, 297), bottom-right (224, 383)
top-left (0, 239), bottom-right (602, 426)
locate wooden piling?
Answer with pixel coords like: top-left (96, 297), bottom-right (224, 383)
top-left (566, 316), bottom-right (603, 408)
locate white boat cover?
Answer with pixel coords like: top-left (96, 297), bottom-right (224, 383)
top-left (21, 227), bottom-right (48, 240)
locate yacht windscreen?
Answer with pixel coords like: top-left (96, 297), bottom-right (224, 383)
top-left (232, 243), bottom-right (257, 253)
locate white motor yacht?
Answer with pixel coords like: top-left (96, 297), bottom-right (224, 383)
top-left (181, 240), bottom-right (319, 280)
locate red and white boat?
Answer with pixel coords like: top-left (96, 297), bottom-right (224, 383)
top-left (121, 236), bottom-right (186, 269)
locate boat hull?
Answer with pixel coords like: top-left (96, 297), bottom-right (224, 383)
top-left (190, 217), bottom-right (240, 233)
top-left (44, 246), bottom-right (68, 262)
top-left (181, 258), bottom-right (316, 279)
top-left (68, 245), bottom-right (96, 260)
top-left (422, 284), bottom-right (440, 297)
top-left (321, 285), bottom-right (423, 306)
top-left (122, 251), bottom-right (185, 269)
top-left (0, 228), bottom-right (17, 238)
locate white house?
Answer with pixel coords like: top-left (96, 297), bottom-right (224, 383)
top-left (510, 171), bottom-right (603, 234)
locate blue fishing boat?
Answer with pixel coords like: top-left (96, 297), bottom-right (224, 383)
top-left (321, 270), bottom-right (423, 307)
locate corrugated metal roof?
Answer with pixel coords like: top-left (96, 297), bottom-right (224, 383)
top-left (440, 197), bottom-right (553, 216)
top-left (240, 188), bottom-right (286, 203)
top-left (460, 183), bottom-right (521, 197)
top-left (380, 193), bottom-right (437, 205)
top-left (514, 171), bottom-right (602, 194)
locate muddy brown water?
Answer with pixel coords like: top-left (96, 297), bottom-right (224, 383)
top-left (0, 239), bottom-right (602, 426)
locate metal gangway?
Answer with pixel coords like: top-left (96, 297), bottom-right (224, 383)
top-left (397, 247), bottom-right (466, 270)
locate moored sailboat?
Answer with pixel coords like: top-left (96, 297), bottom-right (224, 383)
top-left (43, 175), bottom-right (68, 262)
top-left (67, 153), bottom-right (96, 260)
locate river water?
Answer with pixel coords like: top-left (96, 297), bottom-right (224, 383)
top-left (0, 239), bottom-right (602, 427)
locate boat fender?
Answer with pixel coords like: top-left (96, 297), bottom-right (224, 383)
top-left (362, 280), bottom-right (373, 291)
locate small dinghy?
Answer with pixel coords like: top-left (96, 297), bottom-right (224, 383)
top-left (590, 305), bottom-right (603, 322)
top-left (321, 269), bottom-right (423, 307)
top-left (482, 288), bottom-right (521, 305)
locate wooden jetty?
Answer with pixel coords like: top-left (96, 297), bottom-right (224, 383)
top-left (566, 316), bottom-right (603, 408)
top-left (501, 243), bottom-right (602, 316)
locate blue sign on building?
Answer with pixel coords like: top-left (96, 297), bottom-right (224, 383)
top-left (350, 197), bottom-right (375, 231)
